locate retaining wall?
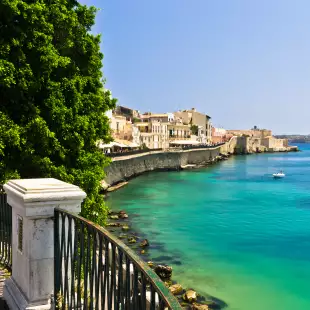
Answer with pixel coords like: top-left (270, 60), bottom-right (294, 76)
top-left (104, 147), bottom-right (222, 186)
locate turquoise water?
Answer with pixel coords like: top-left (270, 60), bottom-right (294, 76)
top-left (107, 144), bottom-right (310, 310)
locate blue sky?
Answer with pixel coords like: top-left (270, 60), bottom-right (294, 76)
top-left (80, 0), bottom-right (310, 134)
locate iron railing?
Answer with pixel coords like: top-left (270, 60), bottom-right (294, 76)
top-left (54, 208), bottom-right (182, 310)
top-left (0, 185), bottom-right (12, 269)
top-left (106, 148), bottom-right (163, 158)
top-left (106, 144), bottom-right (225, 158)
top-left (169, 143), bottom-right (225, 150)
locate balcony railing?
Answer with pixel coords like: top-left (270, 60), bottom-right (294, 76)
top-left (0, 186), bottom-right (12, 270)
top-left (54, 208), bottom-right (182, 310)
top-left (168, 136), bottom-right (191, 140)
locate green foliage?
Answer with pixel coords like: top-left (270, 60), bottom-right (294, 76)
top-left (141, 143), bottom-right (148, 150)
top-left (132, 117), bottom-right (140, 123)
top-left (190, 125), bottom-right (198, 135)
top-left (0, 0), bottom-right (116, 224)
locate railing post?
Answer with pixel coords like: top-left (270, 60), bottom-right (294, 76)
top-left (3, 178), bottom-right (86, 310)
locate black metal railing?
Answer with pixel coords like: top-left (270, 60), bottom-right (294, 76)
top-left (0, 185), bottom-right (12, 269)
top-left (54, 208), bottom-right (182, 310)
top-left (170, 143), bottom-right (225, 150)
top-left (106, 148), bottom-right (163, 158)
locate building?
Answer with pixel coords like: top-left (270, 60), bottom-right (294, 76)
top-left (168, 122), bottom-right (191, 141)
top-left (227, 128), bottom-right (272, 139)
top-left (105, 109), bottom-right (141, 147)
top-left (110, 115), bottom-right (128, 137)
top-left (113, 105), bottom-right (139, 121)
top-left (174, 108), bottom-right (212, 144)
top-left (212, 127), bottom-right (227, 144)
top-left (136, 120), bottom-right (169, 149)
top-left (206, 115), bottom-right (212, 143)
top-left (261, 136), bottom-right (288, 150)
top-left (140, 113), bottom-right (170, 123)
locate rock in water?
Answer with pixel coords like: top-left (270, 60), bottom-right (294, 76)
top-left (118, 210), bottom-right (129, 219)
top-left (182, 290), bottom-right (197, 303)
top-left (147, 261), bottom-right (154, 268)
top-left (109, 215), bottom-right (119, 220)
top-left (107, 223), bottom-right (121, 227)
top-left (192, 303), bottom-right (209, 310)
top-left (128, 236), bottom-right (137, 244)
top-left (122, 225), bottom-right (130, 231)
top-left (101, 180), bottom-right (110, 190)
top-left (154, 265), bottom-right (172, 279)
top-left (169, 284), bottom-right (183, 295)
top-left (140, 239), bottom-right (149, 247)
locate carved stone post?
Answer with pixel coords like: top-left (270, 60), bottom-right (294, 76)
top-left (3, 178), bottom-right (86, 310)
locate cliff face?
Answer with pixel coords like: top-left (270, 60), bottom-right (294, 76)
top-left (104, 147), bottom-right (222, 186)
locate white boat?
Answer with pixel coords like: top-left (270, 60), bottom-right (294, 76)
top-left (273, 172), bottom-right (285, 178)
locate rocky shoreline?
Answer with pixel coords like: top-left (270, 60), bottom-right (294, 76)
top-left (105, 210), bottom-right (228, 309)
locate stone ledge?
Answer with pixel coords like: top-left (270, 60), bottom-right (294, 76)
top-left (4, 178), bottom-right (86, 217)
top-left (4, 277), bottom-right (51, 310)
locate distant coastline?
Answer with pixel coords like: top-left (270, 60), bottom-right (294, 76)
top-left (275, 135), bottom-right (310, 144)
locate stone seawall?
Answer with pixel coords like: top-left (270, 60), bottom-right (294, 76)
top-left (104, 147), bottom-right (222, 186)
top-left (103, 138), bottom-right (298, 188)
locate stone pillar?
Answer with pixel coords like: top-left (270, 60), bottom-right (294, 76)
top-left (3, 178), bottom-right (86, 310)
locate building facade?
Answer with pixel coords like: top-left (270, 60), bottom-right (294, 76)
top-left (174, 108), bottom-right (212, 143)
top-left (206, 115), bottom-right (212, 143)
top-left (227, 128), bottom-right (272, 139)
top-left (113, 105), bottom-right (139, 121)
top-left (212, 127), bottom-right (227, 144)
top-left (261, 137), bottom-right (288, 149)
top-left (136, 120), bottom-right (169, 149)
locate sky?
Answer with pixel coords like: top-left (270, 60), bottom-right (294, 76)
top-left (80, 0), bottom-right (310, 134)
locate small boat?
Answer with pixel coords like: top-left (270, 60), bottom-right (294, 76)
top-left (273, 171), bottom-right (285, 178)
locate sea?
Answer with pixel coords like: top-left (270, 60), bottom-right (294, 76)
top-left (106, 144), bottom-right (310, 310)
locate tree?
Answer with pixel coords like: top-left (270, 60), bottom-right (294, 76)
top-left (0, 0), bottom-right (116, 224)
top-left (190, 125), bottom-right (198, 135)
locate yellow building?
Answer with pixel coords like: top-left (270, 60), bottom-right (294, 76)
top-left (136, 121), bottom-right (169, 149)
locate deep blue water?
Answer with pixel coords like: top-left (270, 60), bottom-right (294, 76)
top-left (107, 144), bottom-right (310, 310)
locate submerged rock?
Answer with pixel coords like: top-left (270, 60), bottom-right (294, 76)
top-left (118, 210), bottom-right (129, 219)
top-left (202, 297), bottom-right (227, 309)
top-left (192, 303), bottom-right (209, 310)
top-left (118, 233), bottom-right (127, 239)
top-left (164, 280), bottom-right (173, 287)
top-left (107, 223), bottom-right (121, 227)
top-left (183, 290), bottom-right (197, 303)
top-left (169, 284), bottom-right (183, 295)
top-left (122, 225), bottom-right (130, 231)
top-left (128, 236), bottom-right (137, 244)
top-left (154, 265), bottom-right (172, 279)
top-left (140, 239), bottom-right (149, 247)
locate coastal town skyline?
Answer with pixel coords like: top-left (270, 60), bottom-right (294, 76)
top-left (100, 103), bottom-right (291, 155)
top-left (81, 0), bottom-right (310, 134)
